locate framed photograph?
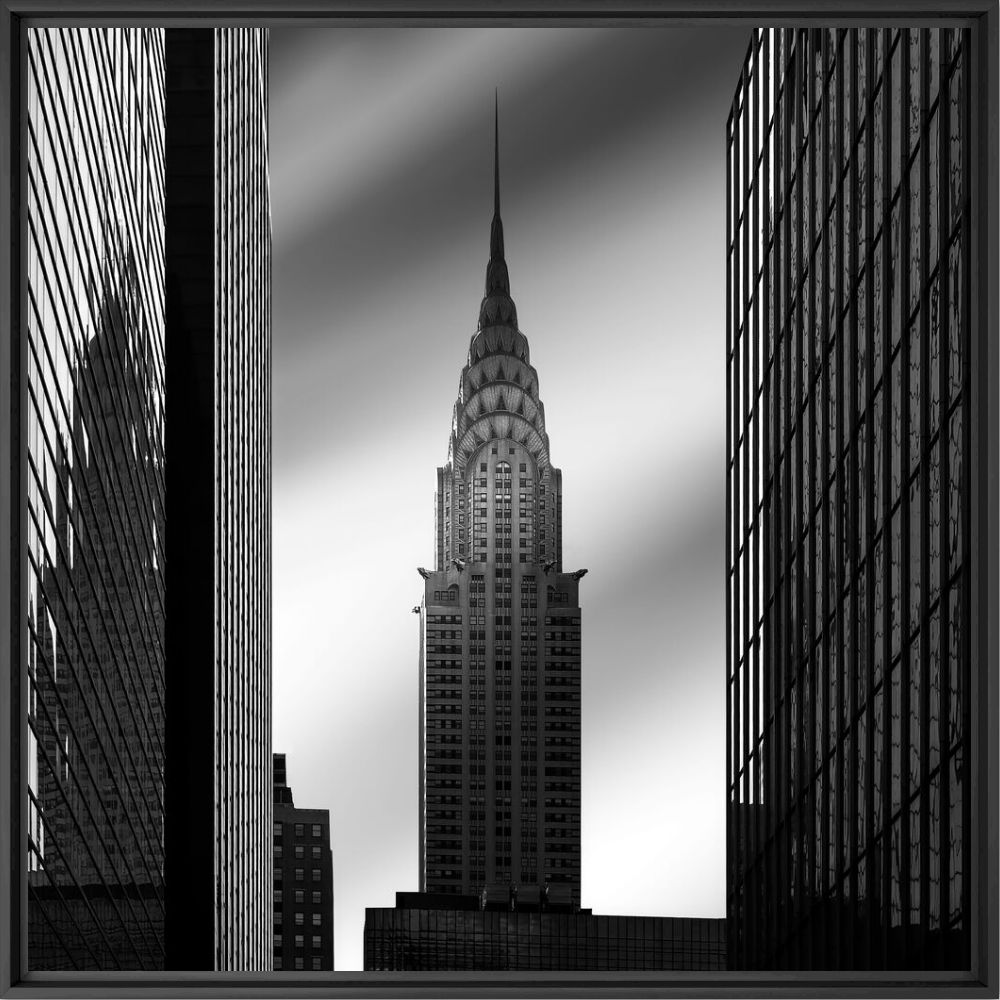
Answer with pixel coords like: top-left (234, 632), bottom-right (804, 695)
top-left (0, 2), bottom-right (995, 997)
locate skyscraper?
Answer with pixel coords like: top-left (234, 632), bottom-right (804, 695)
top-left (726, 27), bottom-right (973, 969)
top-left (163, 27), bottom-right (272, 972)
top-left (24, 27), bottom-right (168, 971)
top-left (419, 108), bottom-right (584, 907)
top-left (21, 26), bottom-right (271, 972)
top-left (272, 753), bottom-right (334, 971)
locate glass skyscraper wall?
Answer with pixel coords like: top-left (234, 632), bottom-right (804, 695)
top-left (213, 27), bottom-right (273, 972)
top-left (161, 27), bottom-right (272, 971)
top-left (419, 117), bottom-right (583, 907)
top-left (726, 28), bottom-right (971, 969)
top-left (21, 26), bottom-right (272, 971)
top-left (24, 27), bottom-right (167, 970)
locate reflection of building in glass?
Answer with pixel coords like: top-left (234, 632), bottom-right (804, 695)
top-left (23, 27), bottom-right (271, 971)
top-left (25, 28), bottom-right (167, 971)
top-left (272, 754), bottom-right (334, 971)
top-left (28, 268), bottom-right (167, 970)
top-left (726, 28), bottom-right (971, 969)
top-left (418, 110), bottom-right (583, 907)
top-left (364, 892), bottom-right (726, 971)
top-left (163, 28), bottom-right (272, 972)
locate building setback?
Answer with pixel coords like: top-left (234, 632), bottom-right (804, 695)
top-left (364, 892), bottom-right (726, 972)
top-left (272, 754), bottom-right (334, 971)
top-left (726, 28), bottom-right (973, 969)
top-left (21, 27), bottom-right (271, 971)
top-left (418, 108), bottom-right (584, 908)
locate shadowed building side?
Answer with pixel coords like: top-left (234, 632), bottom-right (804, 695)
top-left (272, 754), bottom-right (334, 971)
top-left (163, 26), bottom-right (272, 972)
top-left (726, 27), bottom-right (973, 970)
top-left (364, 893), bottom-right (726, 971)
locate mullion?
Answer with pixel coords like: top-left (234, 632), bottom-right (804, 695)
top-left (878, 26), bottom-right (895, 966)
top-left (846, 31), bottom-right (861, 969)
top-left (725, 78), bottom-right (735, 963)
top-left (793, 30), bottom-right (806, 965)
top-left (862, 27), bottom-right (878, 972)
top-left (759, 28), bottom-right (773, 969)
top-left (917, 26), bottom-right (933, 965)
top-left (831, 27), bottom-right (846, 968)
top-left (818, 25), bottom-right (834, 969)
top-left (777, 27), bottom-right (794, 966)
top-left (742, 57), bottom-right (752, 881)
top-left (957, 25), bottom-right (971, 969)
top-left (936, 28), bottom-right (955, 955)
top-left (898, 29), bottom-right (913, 961)
top-left (750, 27), bottom-right (764, 973)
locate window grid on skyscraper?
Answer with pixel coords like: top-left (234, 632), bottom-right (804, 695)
top-left (24, 26), bottom-right (168, 971)
top-left (419, 109), bottom-right (582, 907)
top-left (726, 27), bottom-right (971, 971)
top-left (213, 26), bottom-right (272, 973)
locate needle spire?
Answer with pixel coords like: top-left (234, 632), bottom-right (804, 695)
top-left (480, 92), bottom-right (517, 329)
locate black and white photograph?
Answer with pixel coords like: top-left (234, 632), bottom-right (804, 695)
top-left (0, 3), bottom-right (996, 995)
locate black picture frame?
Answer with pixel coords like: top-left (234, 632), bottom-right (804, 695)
top-left (0, 2), bottom-right (995, 996)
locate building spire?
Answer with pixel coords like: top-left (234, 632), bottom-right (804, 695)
top-left (480, 91), bottom-right (517, 330)
top-left (494, 90), bottom-right (501, 223)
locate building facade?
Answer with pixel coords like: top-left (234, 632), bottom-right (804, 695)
top-left (22, 27), bottom-right (271, 971)
top-left (24, 27), bottom-right (168, 972)
top-left (726, 28), bottom-right (972, 969)
top-left (163, 27), bottom-right (272, 972)
top-left (419, 114), bottom-right (583, 907)
top-left (364, 892), bottom-right (725, 972)
top-left (272, 754), bottom-right (334, 971)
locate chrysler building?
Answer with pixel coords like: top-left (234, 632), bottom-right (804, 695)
top-left (418, 107), bottom-right (584, 908)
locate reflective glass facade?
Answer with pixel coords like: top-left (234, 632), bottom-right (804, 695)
top-left (364, 896), bottom-right (726, 971)
top-left (726, 28), bottom-right (972, 969)
top-left (25, 27), bottom-right (167, 971)
top-left (419, 122), bottom-right (582, 906)
top-left (22, 26), bottom-right (271, 972)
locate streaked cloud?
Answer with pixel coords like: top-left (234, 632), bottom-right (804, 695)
top-left (271, 24), bottom-right (752, 970)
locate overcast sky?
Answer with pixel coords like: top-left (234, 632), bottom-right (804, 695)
top-left (269, 24), bottom-right (752, 972)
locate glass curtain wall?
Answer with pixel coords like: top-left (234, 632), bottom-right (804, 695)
top-left (24, 27), bottom-right (167, 971)
top-left (726, 27), bottom-right (971, 970)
